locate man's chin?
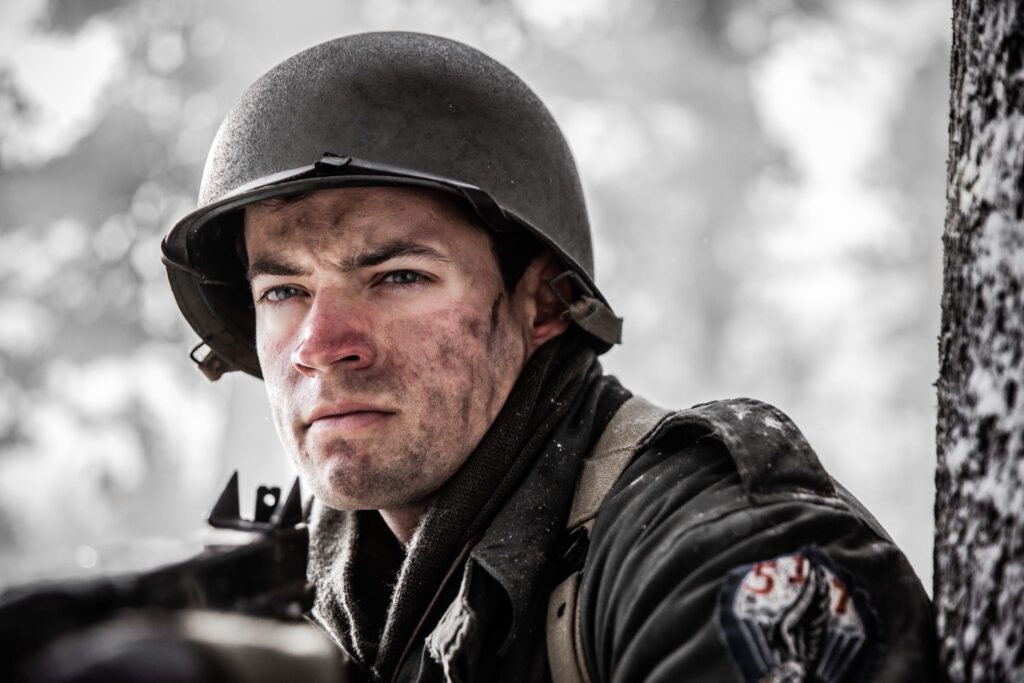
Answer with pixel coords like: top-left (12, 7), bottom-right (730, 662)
top-left (301, 459), bottom-right (434, 512)
top-left (292, 437), bottom-right (444, 510)
top-left (311, 486), bottom-right (432, 513)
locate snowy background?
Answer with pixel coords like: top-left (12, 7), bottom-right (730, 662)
top-left (0, 0), bottom-right (948, 591)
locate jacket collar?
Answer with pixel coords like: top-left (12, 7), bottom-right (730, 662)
top-left (466, 371), bottom-right (630, 652)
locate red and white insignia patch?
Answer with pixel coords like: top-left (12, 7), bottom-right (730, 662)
top-left (718, 548), bottom-right (876, 683)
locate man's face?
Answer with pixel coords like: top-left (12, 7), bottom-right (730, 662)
top-left (245, 187), bottom-right (532, 513)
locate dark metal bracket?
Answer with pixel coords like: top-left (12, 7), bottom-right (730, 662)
top-left (207, 471), bottom-right (303, 532)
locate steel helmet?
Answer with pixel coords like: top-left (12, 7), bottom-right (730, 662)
top-left (162, 31), bottom-right (621, 380)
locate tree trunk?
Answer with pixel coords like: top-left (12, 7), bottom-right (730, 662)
top-left (937, 0), bottom-right (1024, 680)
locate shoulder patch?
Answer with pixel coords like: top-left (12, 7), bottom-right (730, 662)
top-left (717, 548), bottom-right (877, 683)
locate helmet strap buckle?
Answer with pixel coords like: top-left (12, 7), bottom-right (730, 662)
top-left (190, 341), bottom-right (233, 381)
top-left (548, 271), bottom-right (623, 346)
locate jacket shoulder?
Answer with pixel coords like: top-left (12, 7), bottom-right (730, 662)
top-left (659, 397), bottom-right (890, 540)
top-left (670, 397), bottom-right (836, 500)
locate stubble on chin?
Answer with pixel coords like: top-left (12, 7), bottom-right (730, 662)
top-left (301, 434), bottom-right (437, 511)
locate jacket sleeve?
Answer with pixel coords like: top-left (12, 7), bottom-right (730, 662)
top-left (578, 432), bottom-right (937, 683)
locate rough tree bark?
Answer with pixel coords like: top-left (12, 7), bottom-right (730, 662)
top-left (937, 0), bottom-right (1024, 680)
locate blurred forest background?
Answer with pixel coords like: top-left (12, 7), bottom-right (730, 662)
top-left (0, 0), bottom-right (948, 590)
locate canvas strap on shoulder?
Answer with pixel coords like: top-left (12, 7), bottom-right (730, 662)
top-left (546, 396), bottom-right (675, 683)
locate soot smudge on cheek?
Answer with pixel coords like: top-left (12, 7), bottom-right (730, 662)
top-left (460, 393), bottom-right (472, 427)
top-left (489, 292), bottom-right (504, 338)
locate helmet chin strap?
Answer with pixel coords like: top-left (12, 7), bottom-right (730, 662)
top-left (547, 270), bottom-right (623, 347)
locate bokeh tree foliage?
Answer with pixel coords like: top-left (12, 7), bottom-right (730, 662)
top-left (0, 0), bottom-right (948, 588)
top-left (0, 0), bottom-right (224, 579)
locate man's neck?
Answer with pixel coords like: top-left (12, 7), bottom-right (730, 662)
top-left (379, 499), bottom-right (433, 545)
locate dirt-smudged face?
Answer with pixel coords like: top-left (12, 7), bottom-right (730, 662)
top-left (245, 187), bottom-right (536, 520)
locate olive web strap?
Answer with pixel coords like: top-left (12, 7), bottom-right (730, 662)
top-left (546, 396), bottom-right (675, 683)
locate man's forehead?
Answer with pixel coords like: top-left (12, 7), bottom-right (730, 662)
top-left (247, 185), bottom-right (467, 223)
top-left (241, 186), bottom-right (497, 276)
top-left (243, 185), bottom-right (479, 246)
top-left (244, 219), bottom-right (450, 264)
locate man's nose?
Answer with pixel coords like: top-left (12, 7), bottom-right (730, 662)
top-left (291, 291), bottom-right (376, 374)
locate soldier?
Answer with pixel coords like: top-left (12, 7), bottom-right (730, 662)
top-left (161, 32), bottom-right (936, 682)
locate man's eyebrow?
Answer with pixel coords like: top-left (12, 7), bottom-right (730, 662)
top-left (246, 242), bottom-right (450, 281)
top-left (246, 259), bottom-right (311, 282)
top-left (343, 241), bottom-right (450, 271)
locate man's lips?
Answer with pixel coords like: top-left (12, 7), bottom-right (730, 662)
top-left (305, 404), bottom-right (395, 434)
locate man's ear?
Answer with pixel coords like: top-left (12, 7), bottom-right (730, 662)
top-left (517, 250), bottom-right (572, 355)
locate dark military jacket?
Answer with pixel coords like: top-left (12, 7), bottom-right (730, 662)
top-left (577, 398), bottom-right (936, 682)
top-left (331, 396), bottom-right (936, 682)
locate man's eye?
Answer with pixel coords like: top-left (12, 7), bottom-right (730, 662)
top-left (380, 270), bottom-right (426, 285)
top-left (259, 285), bottom-right (303, 304)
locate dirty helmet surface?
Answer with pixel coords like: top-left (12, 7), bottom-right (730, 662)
top-left (162, 31), bottom-right (622, 380)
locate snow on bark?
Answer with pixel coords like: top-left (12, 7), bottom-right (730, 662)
top-left (938, 0), bottom-right (1024, 681)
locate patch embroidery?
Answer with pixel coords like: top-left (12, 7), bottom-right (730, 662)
top-left (718, 548), bottom-right (873, 683)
